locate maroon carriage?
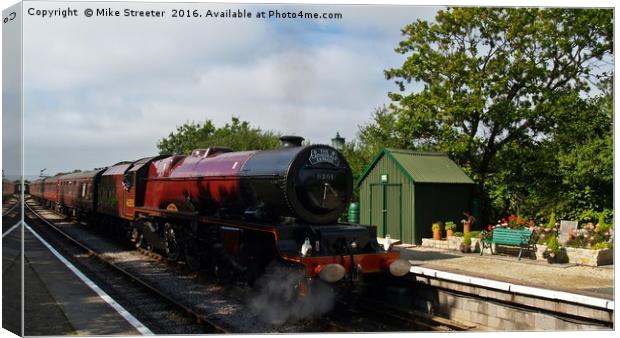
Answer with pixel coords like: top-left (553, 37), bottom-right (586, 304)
top-left (41, 176), bottom-right (60, 208)
top-left (56, 170), bottom-right (104, 216)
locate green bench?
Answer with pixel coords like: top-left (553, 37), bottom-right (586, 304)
top-left (480, 228), bottom-right (537, 260)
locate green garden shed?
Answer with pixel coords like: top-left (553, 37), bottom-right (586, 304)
top-left (357, 149), bottom-right (475, 244)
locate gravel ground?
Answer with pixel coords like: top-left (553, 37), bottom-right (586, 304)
top-left (2, 197), bottom-right (21, 233)
top-left (398, 246), bottom-right (614, 298)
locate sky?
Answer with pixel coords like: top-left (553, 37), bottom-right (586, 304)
top-left (12, 1), bottom-right (439, 176)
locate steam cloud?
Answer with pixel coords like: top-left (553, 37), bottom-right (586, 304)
top-left (249, 262), bottom-right (336, 325)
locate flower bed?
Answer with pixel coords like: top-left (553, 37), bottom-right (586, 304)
top-left (421, 212), bottom-right (613, 265)
top-left (535, 244), bottom-right (613, 266)
top-left (422, 238), bottom-right (612, 266)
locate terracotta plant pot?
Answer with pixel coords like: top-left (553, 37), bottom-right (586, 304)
top-left (463, 222), bottom-right (471, 233)
top-left (433, 230), bottom-right (441, 240)
top-left (446, 229), bottom-right (454, 238)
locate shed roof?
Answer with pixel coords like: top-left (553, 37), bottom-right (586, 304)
top-left (357, 148), bottom-right (475, 186)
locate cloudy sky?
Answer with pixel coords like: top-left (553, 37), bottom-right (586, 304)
top-left (17, 1), bottom-right (440, 176)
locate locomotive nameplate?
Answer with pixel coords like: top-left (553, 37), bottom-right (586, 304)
top-left (126, 198), bottom-right (135, 208)
top-left (308, 148), bottom-right (340, 167)
top-left (166, 203), bottom-right (178, 212)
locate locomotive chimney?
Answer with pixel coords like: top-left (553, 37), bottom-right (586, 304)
top-left (280, 136), bottom-right (304, 148)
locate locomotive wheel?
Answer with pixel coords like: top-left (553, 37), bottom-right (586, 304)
top-left (211, 253), bottom-right (234, 284)
top-left (130, 227), bottom-right (140, 244)
top-left (239, 243), bottom-right (260, 286)
top-left (164, 223), bottom-right (181, 262)
top-left (132, 229), bottom-right (149, 250)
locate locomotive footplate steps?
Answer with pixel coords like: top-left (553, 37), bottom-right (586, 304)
top-left (22, 223), bottom-right (150, 335)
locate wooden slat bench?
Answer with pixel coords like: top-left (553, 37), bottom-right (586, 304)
top-left (480, 228), bottom-right (537, 260)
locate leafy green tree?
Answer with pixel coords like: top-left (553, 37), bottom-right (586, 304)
top-left (364, 8), bottom-right (612, 222)
top-left (157, 117), bottom-right (281, 155)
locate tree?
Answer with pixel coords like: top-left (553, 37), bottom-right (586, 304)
top-left (157, 117), bottom-right (281, 155)
top-left (369, 8), bottom-right (613, 222)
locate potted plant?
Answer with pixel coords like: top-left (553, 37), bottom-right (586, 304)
top-left (461, 212), bottom-right (475, 233)
top-left (445, 221), bottom-right (456, 238)
top-left (432, 222), bottom-right (443, 240)
top-left (460, 232), bottom-right (472, 253)
top-left (543, 234), bottom-right (567, 263)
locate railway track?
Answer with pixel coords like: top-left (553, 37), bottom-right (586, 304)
top-left (24, 200), bottom-right (230, 334)
top-left (25, 197), bottom-right (472, 333)
top-left (2, 200), bottom-right (19, 217)
top-left (323, 297), bottom-right (472, 332)
top-left (356, 298), bottom-right (474, 331)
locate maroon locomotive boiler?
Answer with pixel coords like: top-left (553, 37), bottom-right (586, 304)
top-left (30, 136), bottom-right (409, 287)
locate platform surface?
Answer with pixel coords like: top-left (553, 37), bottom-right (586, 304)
top-left (22, 228), bottom-right (143, 336)
top-left (397, 246), bottom-right (614, 300)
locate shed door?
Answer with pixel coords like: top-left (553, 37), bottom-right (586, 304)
top-left (369, 183), bottom-right (402, 240)
top-left (370, 184), bottom-right (384, 235)
top-left (385, 184), bottom-right (402, 241)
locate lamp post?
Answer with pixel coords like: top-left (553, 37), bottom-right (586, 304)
top-left (331, 132), bottom-right (345, 150)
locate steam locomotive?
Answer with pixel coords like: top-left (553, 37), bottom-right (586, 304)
top-left (30, 136), bottom-right (409, 287)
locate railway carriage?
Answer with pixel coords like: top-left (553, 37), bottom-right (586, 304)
top-left (40, 176), bottom-right (60, 208)
top-left (56, 170), bottom-right (103, 216)
top-left (2, 179), bottom-right (15, 204)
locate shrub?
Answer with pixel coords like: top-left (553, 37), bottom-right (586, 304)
top-left (596, 214), bottom-right (611, 233)
top-left (432, 222), bottom-right (443, 232)
top-left (463, 232), bottom-right (472, 245)
top-left (468, 230), bottom-right (481, 238)
top-left (453, 232), bottom-right (464, 237)
top-left (444, 221), bottom-right (457, 230)
top-left (578, 209), bottom-right (613, 224)
top-left (565, 237), bottom-right (587, 248)
top-left (592, 242), bottom-right (613, 250)
top-left (546, 235), bottom-right (561, 254)
top-left (547, 212), bottom-right (557, 229)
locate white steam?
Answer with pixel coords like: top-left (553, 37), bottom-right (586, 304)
top-left (249, 262), bottom-right (336, 325)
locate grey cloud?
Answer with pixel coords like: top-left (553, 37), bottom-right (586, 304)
top-left (22, 1), bottom-right (440, 175)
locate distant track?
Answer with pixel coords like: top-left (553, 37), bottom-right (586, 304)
top-left (2, 201), bottom-right (18, 217)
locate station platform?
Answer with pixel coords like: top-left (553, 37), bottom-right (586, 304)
top-left (21, 226), bottom-right (146, 336)
top-left (397, 245), bottom-right (614, 303)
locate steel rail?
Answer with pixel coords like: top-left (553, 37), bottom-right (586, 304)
top-left (24, 201), bottom-right (231, 334)
top-left (2, 199), bottom-right (19, 216)
top-left (355, 298), bottom-right (473, 331)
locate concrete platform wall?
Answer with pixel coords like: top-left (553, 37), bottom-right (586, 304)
top-left (410, 276), bottom-right (613, 331)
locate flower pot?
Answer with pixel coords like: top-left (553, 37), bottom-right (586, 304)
top-left (433, 230), bottom-right (441, 240)
top-left (460, 243), bottom-right (471, 253)
top-left (446, 229), bottom-right (454, 238)
top-left (463, 222), bottom-right (471, 233)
